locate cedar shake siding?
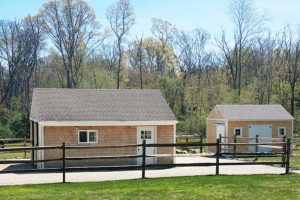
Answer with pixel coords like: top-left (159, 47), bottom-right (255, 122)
top-left (156, 125), bottom-right (174, 164)
top-left (43, 125), bottom-right (174, 168)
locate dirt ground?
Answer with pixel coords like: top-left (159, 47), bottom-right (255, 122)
top-left (0, 156), bottom-right (298, 186)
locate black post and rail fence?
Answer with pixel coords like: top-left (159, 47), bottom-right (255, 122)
top-left (0, 138), bottom-right (292, 183)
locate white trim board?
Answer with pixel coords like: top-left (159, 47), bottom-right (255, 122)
top-left (206, 118), bottom-right (226, 121)
top-left (38, 120), bottom-right (178, 126)
top-left (207, 118), bottom-right (293, 121)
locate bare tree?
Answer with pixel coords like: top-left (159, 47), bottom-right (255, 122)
top-left (176, 29), bottom-right (210, 117)
top-left (41, 0), bottom-right (101, 88)
top-left (106, 0), bottom-right (135, 89)
top-left (0, 16), bottom-right (43, 108)
top-left (250, 33), bottom-right (279, 104)
top-left (279, 25), bottom-right (300, 116)
top-left (151, 18), bottom-right (178, 76)
top-left (128, 36), bottom-right (144, 89)
top-left (216, 0), bottom-right (267, 96)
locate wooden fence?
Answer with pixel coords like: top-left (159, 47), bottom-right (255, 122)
top-left (176, 134), bottom-right (204, 153)
top-left (0, 137), bottom-right (31, 158)
top-left (220, 135), bottom-right (299, 160)
top-left (0, 138), bottom-right (291, 183)
top-left (291, 137), bottom-right (300, 158)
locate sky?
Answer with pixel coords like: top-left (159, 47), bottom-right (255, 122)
top-left (0, 0), bottom-right (299, 45)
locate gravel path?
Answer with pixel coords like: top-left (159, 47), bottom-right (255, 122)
top-left (0, 156), bottom-right (296, 186)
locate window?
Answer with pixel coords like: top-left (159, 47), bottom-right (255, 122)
top-left (234, 127), bottom-right (242, 137)
top-left (78, 130), bottom-right (98, 143)
top-left (141, 130), bottom-right (152, 139)
top-left (278, 127), bottom-right (286, 137)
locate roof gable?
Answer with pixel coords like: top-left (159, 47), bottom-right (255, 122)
top-left (30, 88), bottom-right (177, 122)
top-left (207, 107), bottom-right (225, 119)
top-left (213, 105), bottom-right (294, 121)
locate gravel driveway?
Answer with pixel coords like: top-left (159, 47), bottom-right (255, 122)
top-left (0, 156), bottom-right (297, 186)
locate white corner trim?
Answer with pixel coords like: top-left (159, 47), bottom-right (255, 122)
top-left (37, 124), bottom-right (44, 169)
top-left (173, 124), bottom-right (176, 164)
top-left (39, 120), bottom-right (178, 126)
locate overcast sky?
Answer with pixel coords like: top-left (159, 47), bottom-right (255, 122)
top-left (0, 0), bottom-right (299, 45)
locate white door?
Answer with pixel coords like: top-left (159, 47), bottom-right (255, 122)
top-left (249, 125), bottom-right (272, 152)
top-left (216, 125), bottom-right (226, 152)
top-left (137, 126), bottom-right (156, 165)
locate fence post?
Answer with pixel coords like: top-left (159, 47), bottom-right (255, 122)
top-left (254, 135), bottom-right (259, 161)
top-left (219, 134), bottom-right (222, 153)
top-left (281, 136), bottom-right (286, 167)
top-left (233, 135), bottom-right (237, 158)
top-left (24, 136), bottom-right (27, 159)
top-left (285, 138), bottom-right (291, 174)
top-left (200, 134), bottom-right (203, 154)
top-left (62, 142), bottom-right (66, 183)
top-left (142, 140), bottom-right (146, 179)
top-left (216, 138), bottom-right (220, 175)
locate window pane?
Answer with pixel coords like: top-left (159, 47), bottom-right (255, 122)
top-left (147, 131), bottom-right (151, 139)
top-left (141, 131), bottom-right (145, 139)
top-left (79, 131), bottom-right (87, 142)
top-left (280, 128), bottom-right (285, 136)
top-left (89, 131), bottom-right (97, 142)
top-left (235, 129), bottom-right (241, 136)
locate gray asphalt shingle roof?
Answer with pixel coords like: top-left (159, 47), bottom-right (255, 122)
top-left (215, 105), bottom-right (293, 120)
top-left (30, 88), bottom-right (177, 122)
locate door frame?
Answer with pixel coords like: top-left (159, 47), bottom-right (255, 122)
top-left (136, 126), bottom-right (157, 165)
top-left (216, 124), bottom-right (226, 152)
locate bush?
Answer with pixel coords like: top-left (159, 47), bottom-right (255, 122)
top-left (0, 125), bottom-right (13, 138)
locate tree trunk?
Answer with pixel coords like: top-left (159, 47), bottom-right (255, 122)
top-left (139, 63), bottom-right (143, 89)
top-left (66, 69), bottom-right (72, 88)
top-left (117, 42), bottom-right (122, 89)
top-left (291, 84), bottom-right (295, 116)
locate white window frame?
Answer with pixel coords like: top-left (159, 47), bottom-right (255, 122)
top-left (234, 127), bottom-right (242, 137)
top-left (78, 130), bottom-right (98, 144)
top-left (278, 127), bottom-right (286, 137)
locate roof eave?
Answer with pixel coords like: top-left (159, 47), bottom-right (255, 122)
top-left (37, 120), bottom-right (178, 126)
top-left (227, 118), bottom-right (294, 121)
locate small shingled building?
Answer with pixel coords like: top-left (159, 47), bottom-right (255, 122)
top-left (30, 88), bottom-right (177, 168)
top-left (206, 105), bottom-right (294, 153)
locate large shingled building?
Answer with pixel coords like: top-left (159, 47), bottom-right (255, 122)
top-left (30, 88), bottom-right (177, 168)
top-left (206, 105), bottom-right (294, 153)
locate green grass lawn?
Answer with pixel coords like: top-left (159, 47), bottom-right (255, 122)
top-left (0, 174), bottom-right (299, 200)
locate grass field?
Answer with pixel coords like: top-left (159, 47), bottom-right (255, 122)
top-left (0, 174), bottom-right (299, 200)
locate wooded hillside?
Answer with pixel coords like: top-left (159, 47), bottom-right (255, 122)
top-left (0, 0), bottom-right (299, 137)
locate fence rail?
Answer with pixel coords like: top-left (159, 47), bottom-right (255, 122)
top-left (0, 137), bottom-right (32, 159)
top-left (176, 134), bottom-right (204, 153)
top-left (0, 138), bottom-right (291, 183)
top-left (220, 135), bottom-right (298, 162)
